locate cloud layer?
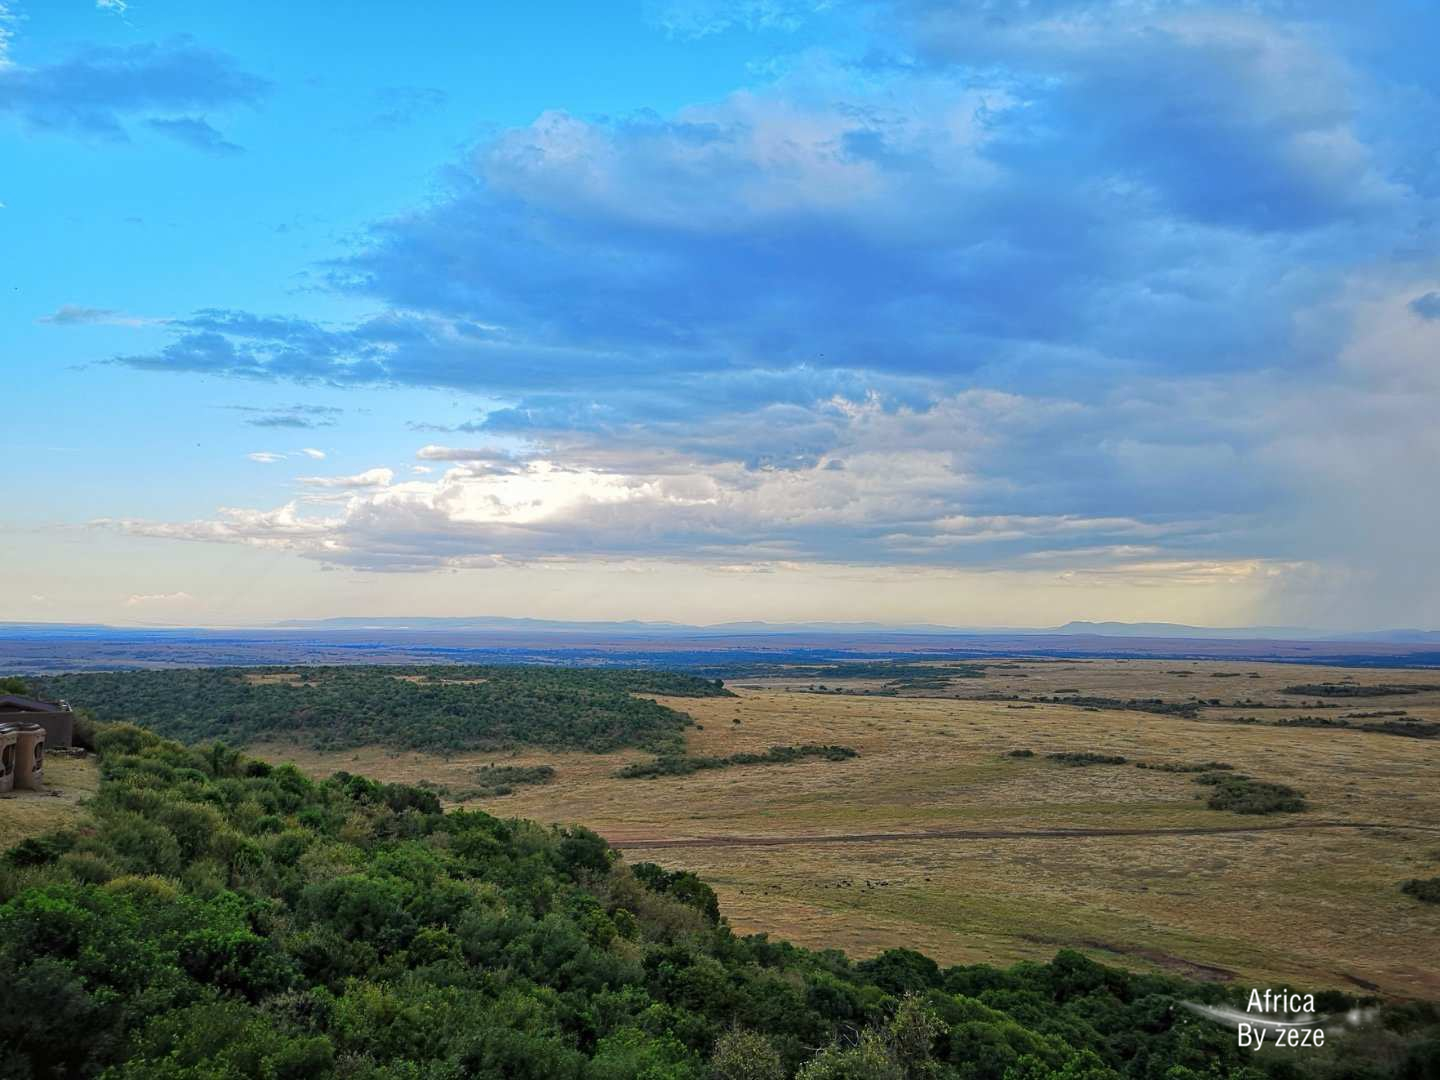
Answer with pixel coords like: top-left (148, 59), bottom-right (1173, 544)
top-left (86, 0), bottom-right (1440, 623)
top-left (0, 35), bottom-right (265, 144)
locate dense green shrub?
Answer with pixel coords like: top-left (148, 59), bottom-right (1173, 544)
top-left (1195, 773), bottom-right (1307, 814)
top-left (1401, 877), bottom-right (1440, 904)
top-left (617, 744), bottom-right (859, 779)
top-left (1046, 752), bottom-right (1127, 766)
top-left (35, 665), bottom-right (731, 754)
top-left (1281, 684), bottom-right (1422, 697)
top-left (458, 763), bottom-right (557, 798)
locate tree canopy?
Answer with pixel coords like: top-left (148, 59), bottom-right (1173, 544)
top-left (32, 666), bottom-right (731, 754)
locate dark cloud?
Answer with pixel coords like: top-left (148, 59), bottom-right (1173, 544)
top-left (1410, 292), bottom-right (1440, 320)
top-left (108, 3), bottom-right (1434, 401)
top-left (145, 115), bottom-right (243, 155)
top-left (38, 304), bottom-right (141, 326)
top-left (365, 86), bottom-right (447, 130)
top-left (224, 404), bottom-right (344, 429)
top-left (892, 0), bottom-right (1407, 231)
top-left (0, 37), bottom-right (267, 142)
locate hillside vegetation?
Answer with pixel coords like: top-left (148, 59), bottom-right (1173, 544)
top-left (33, 666), bottom-right (731, 754)
top-left (4, 724), bottom-right (1437, 1079)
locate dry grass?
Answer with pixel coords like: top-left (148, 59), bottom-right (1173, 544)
top-left (252, 658), bottom-right (1440, 997)
top-left (0, 754), bottom-right (100, 851)
top-left (241, 672), bottom-right (305, 685)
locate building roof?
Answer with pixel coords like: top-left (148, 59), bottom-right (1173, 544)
top-left (0, 694), bottom-right (70, 713)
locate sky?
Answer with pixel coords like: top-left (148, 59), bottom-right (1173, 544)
top-left (2, 0), bottom-right (1438, 629)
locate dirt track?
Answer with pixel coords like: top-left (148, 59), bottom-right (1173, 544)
top-left (608, 820), bottom-right (1440, 849)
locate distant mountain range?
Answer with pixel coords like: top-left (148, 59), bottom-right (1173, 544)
top-left (254, 616), bottom-right (1440, 643)
top-left (3, 617), bottom-right (1437, 644)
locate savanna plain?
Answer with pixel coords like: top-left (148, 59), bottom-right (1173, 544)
top-left (250, 658), bottom-right (1440, 999)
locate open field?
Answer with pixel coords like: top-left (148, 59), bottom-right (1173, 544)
top-left (0, 754), bottom-right (100, 851)
top-left (252, 657), bottom-right (1440, 998)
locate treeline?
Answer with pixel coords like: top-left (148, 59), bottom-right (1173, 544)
top-left (4, 725), bottom-right (1434, 1078)
top-left (976, 694), bottom-right (1203, 718)
top-left (616, 744), bottom-right (858, 780)
top-left (1281, 683), bottom-right (1425, 698)
top-left (1046, 752), bottom-right (1127, 767)
top-left (784, 662), bottom-right (988, 683)
top-left (1221, 714), bottom-right (1440, 739)
top-left (1272, 715), bottom-right (1440, 739)
top-left (32, 666), bottom-right (732, 754)
top-left (462, 763), bottom-right (557, 799)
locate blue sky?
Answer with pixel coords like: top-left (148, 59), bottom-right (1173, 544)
top-left (3, 0), bottom-right (1438, 628)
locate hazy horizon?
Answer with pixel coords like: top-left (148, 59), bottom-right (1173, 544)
top-left (5, 614), bottom-right (1437, 640)
top-left (6, 1), bottom-right (1438, 628)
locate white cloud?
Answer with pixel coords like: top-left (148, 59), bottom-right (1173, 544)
top-left (297, 467), bottom-right (393, 489)
top-left (108, 387), bottom-right (1251, 576)
top-left (96, 0), bottom-right (128, 13)
top-left (0, 3), bottom-right (14, 69)
top-left (247, 451), bottom-right (285, 463)
top-left (416, 444), bottom-right (514, 462)
top-left (125, 591), bottom-right (193, 606)
top-left (299, 447), bottom-right (326, 459)
top-left (648, 0), bottom-right (827, 39)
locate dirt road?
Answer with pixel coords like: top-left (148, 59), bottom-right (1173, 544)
top-left (608, 820), bottom-right (1438, 849)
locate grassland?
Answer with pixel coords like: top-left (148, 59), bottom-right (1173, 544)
top-left (0, 754), bottom-right (99, 851)
top-left (249, 657), bottom-right (1440, 999)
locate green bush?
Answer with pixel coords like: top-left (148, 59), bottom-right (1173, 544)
top-left (617, 744), bottom-right (858, 780)
top-left (1401, 877), bottom-right (1440, 904)
top-left (457, 763), bottom-right (557, 799)
top-left (1046, 753), bottom-right (1127, 767)
top-left (1197, 773), bottom-right (1308, 814)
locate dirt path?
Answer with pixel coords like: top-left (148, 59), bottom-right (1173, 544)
top-left (608, 820), bottom-right (1440, 849)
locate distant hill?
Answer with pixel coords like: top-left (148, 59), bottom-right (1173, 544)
top-left (269, 616), bottom-right (1440, 643)
top-left (1050, 622), bottom-right (1440, 643)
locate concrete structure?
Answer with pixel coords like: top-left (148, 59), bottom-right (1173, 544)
top-left (0, 694), bottom-right (74, 749)
top-left (13, 724), bottom-right (45, 791)
top-left (0, 725), bottom-right (17, 794)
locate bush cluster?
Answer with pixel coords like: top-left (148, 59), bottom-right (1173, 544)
top-left (457, 763), bottom-right (557, 799)
top-left (1046, 752), bottom-right (1128, 767)
top-left (1195, 773), bottom-right (1308, 814)
top-left (617, 744), bottom-right (858, 780)
top-left (1401, 877), bottom-right (1440, 905)
top-left (1280, 684), bottom-right (1422, 698)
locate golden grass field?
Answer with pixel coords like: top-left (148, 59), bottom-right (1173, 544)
top-left (251, 658), bottom-right (1440, 997)
top-left (0, 753), bottom-right (99, 851)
